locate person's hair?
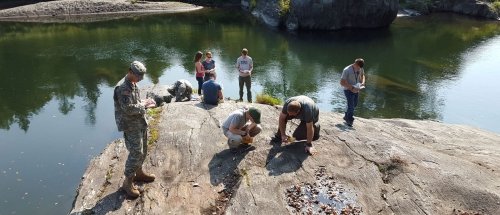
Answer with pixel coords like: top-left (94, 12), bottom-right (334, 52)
top-left (194, 51), bottom-right (203, 63)
top-left (241, 48), bottom-right (248, 55)
top-left (208, 72), bottom-right (216, 79)
top-left (354, 58), bottom-right (364, 68)
top-left (205, 51), bottom-right (212, 57)
top-left (287, 101), bottom-right (301, 114)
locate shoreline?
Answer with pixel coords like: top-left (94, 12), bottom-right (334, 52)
top-left (0, 0), bottom-right (203, 23)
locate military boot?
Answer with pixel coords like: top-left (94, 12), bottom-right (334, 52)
top-left (134, 168), bottom-right (155, 183)
top-left (122, 176), bottom-right (140, 198)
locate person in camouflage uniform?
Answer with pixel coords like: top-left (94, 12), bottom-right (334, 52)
top-left (113, 61), bottom-right (157, 198)
top-left (167, 79), bottom-right (193, 102)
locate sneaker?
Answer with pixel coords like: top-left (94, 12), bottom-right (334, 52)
top-left (271, 134), bottom-right (281, 143)
top-left (230, 148), bottom-right (238, 154)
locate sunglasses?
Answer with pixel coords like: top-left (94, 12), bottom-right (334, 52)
top-left (134, 72), bottom-right (144, 80)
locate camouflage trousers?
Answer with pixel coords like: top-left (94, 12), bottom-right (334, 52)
top-left (123, 128), bottom-right (148, 177)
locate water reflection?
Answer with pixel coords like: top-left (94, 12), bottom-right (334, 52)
top-left (0, 12), bottom-right (499, 132)
top-left (0, 10), bottom-right (500, 214)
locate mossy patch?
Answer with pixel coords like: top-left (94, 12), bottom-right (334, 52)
top-left (256, 93), bottom-right (282, 106)
top-left (278, 0), bottom-right (290, 17)
top-left (147, 107), bottom-right (162, 146)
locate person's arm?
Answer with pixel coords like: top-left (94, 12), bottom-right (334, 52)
top-left (217, 89), bottom-right (223, 100)
top-left (236, 58), bottom-right (241, 72)
top-left (248, 59), bottom-right (253, 74)
top-left (279, 112), bottom-right (288, 142)
top-left (196, 62), bottom-right (204, 75)
top-left (361, 71), bottom-right (366, 86)
top-left (211, 60), bottom-right (216, 73)
top-left (340, 79), bottom-right (358, 93)
top-left (306, 121), bottom-right (314, 146)
top-left (245, 122), bottom-right (256, 137)
top-left (229, 123), bottom-right (246, 136)
top-left (340, 79), bottom-right (351, 89)
top-left (119, 89), bottom-right (146, 115)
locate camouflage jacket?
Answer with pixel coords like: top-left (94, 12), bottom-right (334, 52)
top-left (113, 76), bottom-right (147, 132)
top-left (168, 79), bottom-right (193, 102)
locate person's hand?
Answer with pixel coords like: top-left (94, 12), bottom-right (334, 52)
top-left (305, 145), bottom-right (317, 155)
top-left (143, 98), bottom-right (156, 108)
top-left (350, 87), bottom-right (359, 93)
top-left (281, 135), bottom-right (288, 144)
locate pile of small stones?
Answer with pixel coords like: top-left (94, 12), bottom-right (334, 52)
top-left (285, 167), bottom-right (362, 215)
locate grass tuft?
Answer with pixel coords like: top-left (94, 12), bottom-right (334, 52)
top-left (147, 107), bottom-right (162, 145)
top-left (256, 93), bottom-right (282, 106)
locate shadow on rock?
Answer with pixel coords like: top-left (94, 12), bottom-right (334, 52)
top-left (194, 102), bottom-right (218, 110)
top-left (208, 147), bottom-right (254, 186)
top-left (265, 141), bottom-right (309, 176)
top-left (70, 190), bottom-right (125, 215)
top-left (335, 123), bottom-right (355, 132)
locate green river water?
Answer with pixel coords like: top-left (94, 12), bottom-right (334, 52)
top-left (0, 8), bottom-right (499, 214)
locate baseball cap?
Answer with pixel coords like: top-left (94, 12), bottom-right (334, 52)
top-left (130, 61), bottom-right (147, 75)
top-left (248, 107), bottom-right (261, 124)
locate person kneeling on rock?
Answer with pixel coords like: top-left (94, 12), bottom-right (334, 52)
top-left (167, 79), bottom-right (193, 102)
top-left (222, 107), bottom-right (262, 153)
top-left (272, 95), bottom-right (320, 155)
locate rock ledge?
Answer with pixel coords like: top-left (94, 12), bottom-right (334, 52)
top-left (70, 101), bottom-right (500, 215)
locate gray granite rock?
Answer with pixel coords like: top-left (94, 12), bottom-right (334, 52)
top-left (70, 98), bottom-right (500, 215)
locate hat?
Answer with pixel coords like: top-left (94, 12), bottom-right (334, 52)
top-left (130, 61), bottom-right (147, 74)
top-left (248, 107), bottom-right (261, 124)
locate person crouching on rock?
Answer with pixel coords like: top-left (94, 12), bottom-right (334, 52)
top-left (222, 107), bottom-right (262, 153)
top-left (113, 61), bottom-right (157, 199)
top-left (167, 79), bottom-right (193, 102)
top-left (272, 95), bottom-right (320, 155)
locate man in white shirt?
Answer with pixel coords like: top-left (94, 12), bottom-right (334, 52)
top-left (236, 48), bottom-right (253, 102)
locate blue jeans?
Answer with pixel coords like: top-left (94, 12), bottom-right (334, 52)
top-left (196, 77), bottom-right (203, 95)
top-left (344, 90), bottom-right (359, 123)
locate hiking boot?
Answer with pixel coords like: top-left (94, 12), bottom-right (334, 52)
top-left (122, 176), bottom-right (140, 199)
top-left (134, 168), bottom-right (155, 183)
top-left (345, 120), bottom-right (353, 127)
top-left (238, 98), bottom-right (243, 102)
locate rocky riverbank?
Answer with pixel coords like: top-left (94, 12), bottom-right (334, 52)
top-left (69, 89), bottom-right (500, 214)
top-left (0, 0), bottom-right (201, 22)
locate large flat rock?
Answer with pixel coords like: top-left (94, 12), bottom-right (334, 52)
top-left (70, 101), bottom-right (500, 215)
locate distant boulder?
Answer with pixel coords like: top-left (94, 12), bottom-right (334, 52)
top-left (433, 0), bottom-right (498, 19)
top-left (401, 0), bottom-right (499, 19)
top-left (243, 0), bottom-right (399, 30)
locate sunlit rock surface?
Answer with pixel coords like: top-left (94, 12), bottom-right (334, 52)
top-left (70, 99), bottom-right (500, 215)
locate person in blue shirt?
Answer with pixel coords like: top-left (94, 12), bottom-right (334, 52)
top-left (202, 73), bottom-right (223, 105)
top-left (202, 51), bottom-right (216, 82)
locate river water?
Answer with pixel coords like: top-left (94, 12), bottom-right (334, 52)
top-left (0, 8), bottom-right (499, 214)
